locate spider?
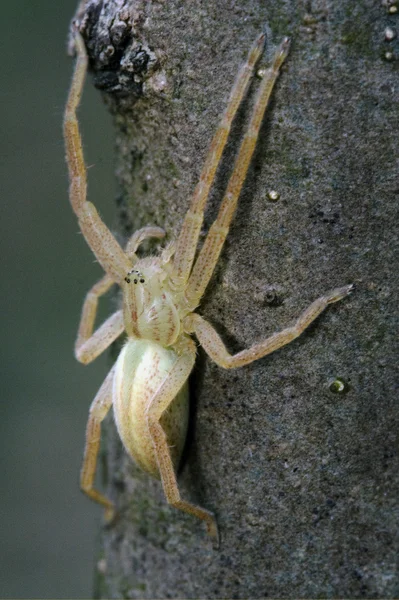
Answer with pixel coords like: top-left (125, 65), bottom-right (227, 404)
top-left (64, 30), bottom-right (352, 546)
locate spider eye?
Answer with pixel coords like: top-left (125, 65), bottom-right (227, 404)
top-left (127, 270), bottom-right (145, 284)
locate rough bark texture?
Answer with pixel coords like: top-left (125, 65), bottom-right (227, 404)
top-left (71, 1), bottom-right (398, 598)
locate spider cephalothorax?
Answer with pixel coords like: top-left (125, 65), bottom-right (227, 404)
top-left (123, 258), bottom-right (182, 345)
top-left (65, 30), bottom-right (352, 546)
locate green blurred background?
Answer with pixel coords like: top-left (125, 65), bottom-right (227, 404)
top-left (1, 1), bottom-right (120, 597)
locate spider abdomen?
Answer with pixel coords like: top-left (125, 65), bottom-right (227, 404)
top-left (113, 339), bottom-right (189, 478)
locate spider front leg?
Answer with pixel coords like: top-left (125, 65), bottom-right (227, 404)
top-left (64, 31), bottom-right (131, 282)
top-left (171, 32), bottom-right (267, 287)
top-left (185, 285), bottom-right (353, 368)
top-left (80, 366), bottom-right (115, 520)
top-left (186, 38), bottom-right (290, 307)
top-left (146, 339), bottom-right (219, 546)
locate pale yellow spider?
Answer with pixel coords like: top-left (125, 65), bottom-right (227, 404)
top-left (64, 30), bottom-right (352, 547)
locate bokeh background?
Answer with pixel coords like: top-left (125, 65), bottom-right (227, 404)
top-left (1, 1), bottom-right (119, 597)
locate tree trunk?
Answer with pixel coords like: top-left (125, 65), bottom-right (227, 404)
top-left (70, 1), bottom-right (398, 597)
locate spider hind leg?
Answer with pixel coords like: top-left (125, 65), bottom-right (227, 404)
top-left (80, 366), bottom-right (115, 520)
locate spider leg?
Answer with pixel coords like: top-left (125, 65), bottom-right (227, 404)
top-left (75, 306), bottom-right (124, 365)
top-left (64, 31), bottom-right (131, 282)
top-left (185, 38), bottom-right (290, 308)
top-left (146, 339), bottom-right (219, 546)
top-left (125, 226), bottom-right (165, 259)
top-left (185, 285), bottom-right (353, 368)
top-left (81, 365), bottom-right (115, 520)
top-left (171, 33), bottom-right (267, 287)
top-left (75, 274), bottom-right (121, 364)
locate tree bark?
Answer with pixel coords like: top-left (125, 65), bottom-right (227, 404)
top-left (70, 1), bottom-right (398, 597)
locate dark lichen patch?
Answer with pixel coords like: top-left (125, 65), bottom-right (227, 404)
top-left (72, 1), bottom-right (160, 98)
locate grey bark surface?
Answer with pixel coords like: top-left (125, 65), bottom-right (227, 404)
top-left (70, 1), bottom-right (398, 598)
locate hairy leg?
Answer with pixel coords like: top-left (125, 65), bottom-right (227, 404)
top-left (186, 38), bottom-right (290, 307)
top-left (171, 33), bottom-right (267, 287)
top-left (146, 339), bottom-right (219, 545)
top-left (64, 31), bottom-right (131, 282)
top-left (75, 308), bottom-right (124, 365)
top-left (185, 285), bottom-right (353, 368)
top-left (75, 274), bottom-right (125, 364)
top-left (125, 226), bottom-right (165, 260)
top-left (80, 366), bottom-right (115, 519)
